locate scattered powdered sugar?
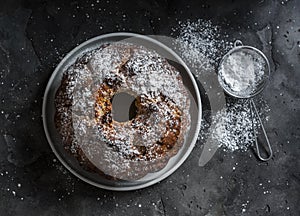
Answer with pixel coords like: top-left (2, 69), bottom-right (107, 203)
top-left (218, 48), bottom-right (267, 97)
top-left (198, 98), bottom-right (270, 152)
top-left (173, 19), bottom-right (233, 73)
top-left (210, 99), bottom-right (257, 151)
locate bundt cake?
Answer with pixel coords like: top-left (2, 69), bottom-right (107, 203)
top-left (54, 42), bottom-right (191, 180)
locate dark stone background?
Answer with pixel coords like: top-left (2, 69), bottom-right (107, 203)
top-left (0, 0), bottom-right (299, 215)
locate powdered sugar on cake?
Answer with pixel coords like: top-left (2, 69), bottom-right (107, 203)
top-left (55, 42), bottom-right (191, 180)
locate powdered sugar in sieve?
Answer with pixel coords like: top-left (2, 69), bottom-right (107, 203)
top-left (218, 40), bottom-right (269, 98)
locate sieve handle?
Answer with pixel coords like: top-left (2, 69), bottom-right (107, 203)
top-left (250, 99), bottom-right (273, 161)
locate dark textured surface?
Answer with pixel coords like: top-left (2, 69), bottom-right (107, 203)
top-left (0, 0), bottom-right (299, 215)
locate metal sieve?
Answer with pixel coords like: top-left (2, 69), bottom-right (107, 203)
top-left (218, 40), bottom-right (273, 161)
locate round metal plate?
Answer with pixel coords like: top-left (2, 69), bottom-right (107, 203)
top-left (42, 32), bottom-right (202, 191)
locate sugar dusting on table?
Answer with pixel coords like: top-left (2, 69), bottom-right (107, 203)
top-left (211, 99), bottom-right (257, 151)
top-left (173, 19), bottom-right (233, 72)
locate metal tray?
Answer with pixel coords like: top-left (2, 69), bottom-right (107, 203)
top-left (42, 32), bottom-right (202, 191)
